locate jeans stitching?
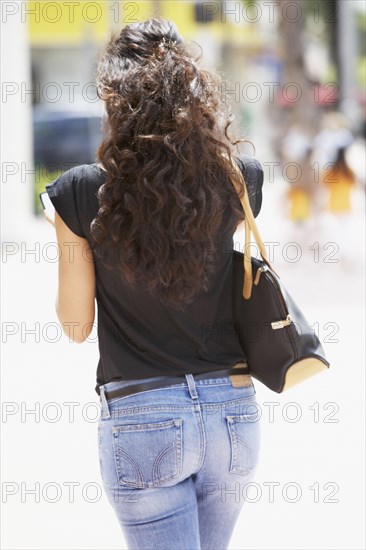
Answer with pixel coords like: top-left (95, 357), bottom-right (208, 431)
top-left (112, 420), bottom-right (183, 488)
top-left (107, 395), bottom-right (257, 417)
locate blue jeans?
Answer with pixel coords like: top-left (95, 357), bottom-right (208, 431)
top-left (98, 372), bottom-right (261, 550)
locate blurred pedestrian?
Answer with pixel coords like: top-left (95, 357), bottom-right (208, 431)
top-left (281, 128), bottom-right (316, 255)
top-left (320, 145), bottom-right (357, 265)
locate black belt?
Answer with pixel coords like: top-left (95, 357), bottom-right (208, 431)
top-left (98, 364), bottom-right (251, 401)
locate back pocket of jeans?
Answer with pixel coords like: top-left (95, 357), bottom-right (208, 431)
top-left (225, 409), bottom-right (260, 476)
top-left (112, 418), bottom-right (183, 488)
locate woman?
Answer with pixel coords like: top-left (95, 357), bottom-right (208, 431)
top-left (45, 17), bottom-right (263, 550)
top-left (320, 145), bottom-right (356, 265)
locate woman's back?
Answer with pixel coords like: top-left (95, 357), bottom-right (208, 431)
top-left (46, 154), bottom-right (263, 395)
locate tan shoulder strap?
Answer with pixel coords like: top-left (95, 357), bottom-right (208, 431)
top-left (221, 153), bottom-right (280, 299)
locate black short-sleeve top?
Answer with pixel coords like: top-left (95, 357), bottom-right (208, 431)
top-left (45, 155), bottom-right (264, 395)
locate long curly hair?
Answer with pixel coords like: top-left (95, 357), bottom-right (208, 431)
top-left (89, 16), bottom-right (248, 311)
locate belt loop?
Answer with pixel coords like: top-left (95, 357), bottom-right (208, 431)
top-left (99, 385), bottom-right (111, 419)
top-left (185, 374), bottom-right (198, 400)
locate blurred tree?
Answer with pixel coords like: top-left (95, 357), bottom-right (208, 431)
top-left (240, 0), bottom-right (340, 142)
top-left (240, 0), bottom-right (340, 219)
top-left (276, 0), bottom-right (321, 139)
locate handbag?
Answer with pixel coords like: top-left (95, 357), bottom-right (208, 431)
top-left (225, 154), bottom-right (330, 393)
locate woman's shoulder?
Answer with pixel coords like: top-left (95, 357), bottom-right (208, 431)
top-left (58, 163), bottom-right (106, 184)
top-left (45, 163), bottom-right (106, 211)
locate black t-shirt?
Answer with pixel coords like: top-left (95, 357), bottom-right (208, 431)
top-left (46, 154), bottom-right (264, 395)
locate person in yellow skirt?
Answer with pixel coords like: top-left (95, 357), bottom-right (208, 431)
top-left (321, 146), bottom-right (356, 264)
top-left (284, 148), bottom-right (317, 256)
top-left (322, 146), bottom-right (356, 213)
top-left (285, 145), bottom-right (318, 224)
top-left (288, 185), bottom-right (312, 222)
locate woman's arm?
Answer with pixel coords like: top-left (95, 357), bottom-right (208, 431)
top-left (54, 210), bottom-right (96, 343)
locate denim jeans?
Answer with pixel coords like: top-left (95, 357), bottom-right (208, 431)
top-left (98, 371), bottom-right (261, 550)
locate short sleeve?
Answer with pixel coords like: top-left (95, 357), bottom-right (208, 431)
top-left (234, 154), bottom-right (264, 218)
top-left (45, 168), bottom-right (85, 238)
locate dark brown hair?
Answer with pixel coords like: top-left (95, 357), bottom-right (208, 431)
top-left (90, 16), bottom-right (247, 311)
top-left (333, 146), bottom-right (355, 181)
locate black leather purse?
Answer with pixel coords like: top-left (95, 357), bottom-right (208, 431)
top-left (226, 154), bottom-right (330, 393)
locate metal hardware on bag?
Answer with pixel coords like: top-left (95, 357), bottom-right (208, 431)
top-left (254, 265), bottom-right (268, 285)
top-left (271, 314), bottom-right (292, 330)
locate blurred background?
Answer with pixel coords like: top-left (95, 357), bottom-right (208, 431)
top-left (1, 1), bottom-right (365, 549)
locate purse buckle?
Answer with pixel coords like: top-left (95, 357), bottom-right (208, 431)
top-left (271, 314), bottom-right (292, 330)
